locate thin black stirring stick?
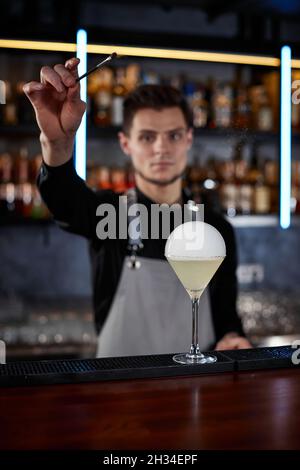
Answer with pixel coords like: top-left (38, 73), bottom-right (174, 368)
top-left (75, 52), bottom-right (117, 82)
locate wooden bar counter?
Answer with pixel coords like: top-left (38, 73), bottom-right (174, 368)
top-left (1, 367), bottom-right (300, 450)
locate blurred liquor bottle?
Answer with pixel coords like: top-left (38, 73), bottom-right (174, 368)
top-left (233, 85), bottom-right (251, 130)
top-left (97, 166), bottom-right (113, 190)
top-left (86, 164), bottom-right (112, 191)
top-left (205, 77), bottom-right (215, 128)
top-left (2, 81), bottom-right (17, 126)
top-left (93, 67), bottom-right (113, 127)
top-left (182, 80), bottom-right (195, 114)
top-left (111, 167), bottom-right (128, 193)
top-left (192, 83), bottom-right (208, 128)
top-left (262, 71), bottom-right (279, 132)
top-left (218, 160), bottom-right (238, 216)
top-left (0, 152), bottom-right (15, 217)
top-left (0, 149), bottom-right (50, 220)
top-left (186, 156), bottom-right (206, 204)
top-left (249, 83), bottom-right (273, 131)
top-left (201, 157), bottom-right (222, 212)
top-left (232, 140), bottom-right (252, 215)
top-left (212, 81), bottom-right (233, 128)
top-left (264, 159), bottom-right (279, 214)
top-left (111, 68), bottom-right (127, 127)
top-left (13, 147), bottom-right (31, 217)
top-left (87, 163), bottom-right (136, 193)
top-left (247, 143), bottom-right (271, 214)
top-left (0, 80), bottom-right (6, 124)
top-left (125, 64), bottom-right (141, 93)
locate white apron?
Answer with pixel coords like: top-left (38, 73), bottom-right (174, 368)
top-left (96, 189), bottom-right (215, 358)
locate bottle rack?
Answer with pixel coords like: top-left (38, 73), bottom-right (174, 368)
top-left (1, 43), bottom-right (299, 225)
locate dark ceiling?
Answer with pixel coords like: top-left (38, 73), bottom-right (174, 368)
top-left (90, 0), bottom-right (300, 18)
top-left (0, 0), bottom-right (299, 55)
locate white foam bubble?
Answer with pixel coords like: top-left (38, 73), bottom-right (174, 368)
top-left (165, 221), bottom-right (226, 259)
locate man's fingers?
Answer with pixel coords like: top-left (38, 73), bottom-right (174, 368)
top-left (64, 58), bottom-right (81, 101)
top-left (54, 64), bottom-right (76, 87)
top-left (23, 81), bottom-right (44, 95)
top-left (215, 336), bottom-right (252, 351)
top-left (23, 81), bottom-right (46, 108)
top-left (228, 337), bottom-right (252, 349)
top-left (215, 341), bottom-right (229, 351)
top-left (40, 66), bottom-right (65, 93)
top-left (65, 57), bottom-right (80, 79)
top-left (237, 338), bottom-right (253, 349)
top-left (67, 85), bottom-right (81, 102)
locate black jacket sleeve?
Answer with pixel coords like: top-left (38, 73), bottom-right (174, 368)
top-left (207, 212), bottom-right (245, 342)
top-left (37, 157), bottom-right (104, 241)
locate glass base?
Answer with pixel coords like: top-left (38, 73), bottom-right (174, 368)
top-left (173, 352), bottom-right (217, 365)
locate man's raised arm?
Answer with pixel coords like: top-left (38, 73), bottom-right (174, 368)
top-left (23, 57), bottom-right (102, 240)
top-left (23, 57), bottom-right (86, 167)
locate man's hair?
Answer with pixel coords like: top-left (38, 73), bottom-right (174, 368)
top-left (122, 84), bottom-right (193, 135)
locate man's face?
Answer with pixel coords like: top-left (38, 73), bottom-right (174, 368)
top-left (119, 107), bottom-right (193, 185)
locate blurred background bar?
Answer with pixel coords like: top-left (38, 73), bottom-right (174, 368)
top-left (1, 0), bottom-right (300, 360)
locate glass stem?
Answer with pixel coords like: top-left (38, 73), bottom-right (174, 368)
top-left (189, 297), bottom-right (202, 357)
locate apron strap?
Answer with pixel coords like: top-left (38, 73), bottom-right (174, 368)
top-left (126, 188), bottom-right (144, 269)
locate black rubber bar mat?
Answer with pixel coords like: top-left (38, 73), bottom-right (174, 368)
top-left (222, 345), bottom-right (300, 371)
top-left (0, 346), bottom-right (299, 387)
top-left (0, 351), bottom-right (233, 387)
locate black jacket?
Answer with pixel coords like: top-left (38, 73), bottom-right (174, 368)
top-left (37, 157), bottom-right (245, 343)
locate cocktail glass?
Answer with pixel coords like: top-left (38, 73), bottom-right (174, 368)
top-left (165, 221), bottom-right (226, 365)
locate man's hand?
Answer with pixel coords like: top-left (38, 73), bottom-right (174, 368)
top-left (215, 332), bottom-right (252, 350)
top-left (23, 57), bottom-right (86, 166)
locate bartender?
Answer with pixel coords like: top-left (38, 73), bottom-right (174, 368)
top-left (23, 57), bottom-right (251, 357)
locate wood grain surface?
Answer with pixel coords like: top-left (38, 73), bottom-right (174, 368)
top-left (1, 368), bottom-right (300, 450)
